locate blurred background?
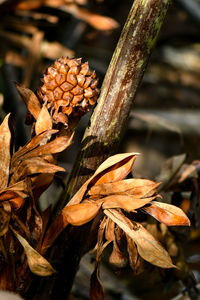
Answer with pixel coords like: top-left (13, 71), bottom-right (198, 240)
top-left (0, 0), bottom-right (200, 299)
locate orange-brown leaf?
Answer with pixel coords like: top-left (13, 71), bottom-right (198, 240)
top-left (0, 202), bottom-right (11, 236)
top-left (109, 238), bottom-right (127, 268)
top-left (62, 202), bottom-right (101, 226)
top-left (15, 83), bottom-right (41, 120)
top-left (126, 234), bottom-right (139, 273)
top-left (69, 153), bottom-right (138, 206)
top-left (105, 218), bottom-right (115, 242)
top-left (143, 201), bottom-right (191, 226)
top-left (0, 114), bottom-right (11, 189)
top-left (20, 135), bottom-right (73, 159)
top-left (13, 157), bottom-right (65, 181)
top-left (41, 201), bottom-right (101, 254)
top-left (35, 104), bottom-right (52, 135)
top-left (102, 195), bottom-right (155, 211)
top-left (89, 179), bottom-right (160, 199)
top-left (0, 190), bottom-right (25, 210)
top-left (11, 129), bottom-right (58, 168)
top-left (92, 153), bottom-right (137, 185)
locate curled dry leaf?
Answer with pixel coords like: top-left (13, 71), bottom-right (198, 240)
top-left (62, 202), bottom-right (102, 226)
top-left (0, 114), bottom-right (11, 189)
top-left (92, 153), bottom-right (137, 185)
top-left (102, 194), bottom-right (156, 211)
top-left (89, 178), bottom-right (159, 197)
top-left (69, 153), bottom-right (138, 206)
top-left (0, 202), bottom-right (11, 236)
top-left (143, 201), bottom-right (191, 226)
top-left (20, 135), bottom-right (73, 159)
top-left (41, 201), bottom-right (101, 253)
top-left (12, 229), bottom-right (56, 276)
top-left (35, 104), bottom-right (52, 135)
top-left (15, 83), bottom-right (41, 120)
top-left (13, 157), bottom-right (65, 181)
top-left (126, 234), bottom-right (139, 273)
top-left (11, 129), bottom-right (58, 168)
top-left (109, 238), bottom-right (127, 268)
top-left (104, 209), bottom-right (175, 269)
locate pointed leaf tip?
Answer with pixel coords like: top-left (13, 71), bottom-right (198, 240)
top-left (12, 229), bottom-right (56, 276)
top-left (144, 201), bottom-right (191, 226)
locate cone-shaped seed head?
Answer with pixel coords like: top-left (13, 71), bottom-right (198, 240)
top-left (38, 57), bottom-right (99, 124)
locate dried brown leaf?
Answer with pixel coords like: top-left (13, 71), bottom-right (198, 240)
top-left (104, 209), bottom-right (175, 269)
top-left (62, 201), bottom-right (101, 226)
top-left (92, 153), bottom-right (137, 185)
top-left (143, 201), bottom-right (191, 226)
top-left (35, 104), bottom-right (52, 135)
top-left (0, 114), bottom-right (11, 189)
top-left (102, 195), bottom-right (155, 211)
top-left (0, 202), bottom-right (11, 236)
top-left (69, 153), bottom-right (138, 206)
top-left (89, 178), bottom-right (159, 197)
top-left (15, 83), bottom-right (41, 120)
top-left (13, 157), bottom-right (65, 181)
top-left (20, 134), bottom-right (73, 160)
top-left (42, 201), bottom-right (101, 254)
top-left (105, 218), bottom-right (115, 242)
top-left (11, 129), bottom-right (58, 168)
top-left (109, 238), bottom-right (127, 268)
top-left (12, 229), bottom-right (56, 276)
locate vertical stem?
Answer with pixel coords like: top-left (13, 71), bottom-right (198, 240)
top-left (30, 0), bottom-right (170, 299)
top-left (56, 0), bottom-right (170, 211)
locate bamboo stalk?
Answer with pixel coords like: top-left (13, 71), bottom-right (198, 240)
top-left (30, 0), bottom-right (171, 298)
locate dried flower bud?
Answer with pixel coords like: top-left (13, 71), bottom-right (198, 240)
top-left (38, 57), bottom-right (99, 124)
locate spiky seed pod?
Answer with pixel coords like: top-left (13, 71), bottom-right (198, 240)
top-left (38, 57), bottom-right (99, 124)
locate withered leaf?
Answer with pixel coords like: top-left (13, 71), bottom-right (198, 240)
top-left (90, 266), bottom-right (104, 300)
top-left (126, 234), bottom-right (139, 273)
top-left (105, 218), bottom-right (115, 242)
top-left (0, 202), bottom-right (11, 236)
top-left (105, 209), bottom-right (175, 269)
top-left (89, 178), bottom-right (159, 197)
top-left (12, 229), bottom-right (56, 276)
top-left (69, 153), bottom-right (138, 206)
top-left (102, 195), bottom-right (155, 211)
top-left (62, 201), bottom-right (101, 226)
top-left (13, 157), bottom-right (65, 181)
top-left (143, 201), bottom-right (191, 226)
top-left (42, 202), bottom-right (101, 254)
top-left (92, 153), bottom-right (137, 185)
top-left (20, 135), bottom-right (73, 159)
top-left (15, 83), bottom-right (41, 120)
top-left (109, 238), bottom-right (127, 268)
top-left (35, 104), bottom-right (53, 135)
top-left (1, 191), bottom-right (25, 210)
top-left (11, 129), bottom-right (58, 167)
top-left (0, 114), bottom-right (11, 189)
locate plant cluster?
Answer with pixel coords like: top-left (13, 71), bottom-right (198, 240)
top-left (0, 56), bottom-right (191, 298)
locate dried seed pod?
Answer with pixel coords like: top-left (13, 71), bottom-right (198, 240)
top-left (38, 57), bottom-right (99, 124)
